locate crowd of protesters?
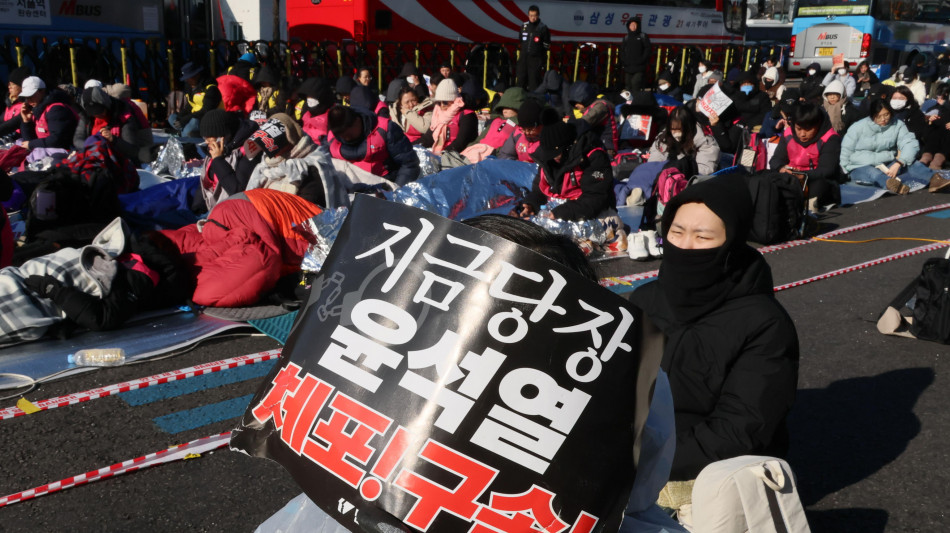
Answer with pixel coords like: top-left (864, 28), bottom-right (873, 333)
top-left (3, 13), bottom-right (950, 530)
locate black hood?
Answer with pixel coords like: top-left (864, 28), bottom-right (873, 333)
top-left (567, 81), bottom-right (597, 107)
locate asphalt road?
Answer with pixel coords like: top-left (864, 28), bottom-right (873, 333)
top-left (2, 189), bottom-right (950, 532)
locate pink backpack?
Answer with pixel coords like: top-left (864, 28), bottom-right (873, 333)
top-left (655, 166), bottom-right (689, 215)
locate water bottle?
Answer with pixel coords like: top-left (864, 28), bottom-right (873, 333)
top-left (67, 348), bottom-right (127, 367)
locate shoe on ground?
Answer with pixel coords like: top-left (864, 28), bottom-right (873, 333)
top-left (627, 232), bottom-right (650, 260)
top-left (577, 239), bottom-right (594, 257)
top-left (606, 228), bottom-right (628, 253)
top-left (929, 173), bottom-right (950, 193)
top-left (886, 177), bottom-right (910, 195)
top-left (643, 230), bottom-right (663, 258)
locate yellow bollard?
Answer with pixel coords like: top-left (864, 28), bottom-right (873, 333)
top-left (679, 47), bottom-right (687, 86)
top-left (706, 48), bottom-right (712, 61)
top-left (414, 48), bottom-right (419, 68)
top-left (745, 48), bottom-right (752, 71)
top-left (573, 47), bottom-right (580, 81)
top-left (336, 48), bottom-right (343, 78)
top-left (606, 46), bottom-right (612, 88)
top-left (167, 45), bottom-right (174, 89)
top-left (724, 47), bottom-right (731, 74)
top-left (450, 49), bottom-right (455, 70)
top-left (16, 45), bottom-right (23, 67)
top-left (377, 48), bottom-right (383, 92)
top-left (483, 49), bottom-right (488, 89)
top-left (285, 46), bottom-right (291, 79)
top-left (209, 47), bottom-right (216, 77)
top-left (545, 49), bottom-right (550, 72)
top-left (656, 47), bottom-right (664, 75)
top-left (120, 43), bottom-right (129, 86)
top-left (69, 44), bottom-right (78, 87)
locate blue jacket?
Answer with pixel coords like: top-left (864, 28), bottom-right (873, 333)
top-left (840, 116), bottom-right (919, 172)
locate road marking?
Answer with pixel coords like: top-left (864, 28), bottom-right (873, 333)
top-left (120, 360), bottom-right (276, 406)
top-left (152, 395), bottom-right (255, 434)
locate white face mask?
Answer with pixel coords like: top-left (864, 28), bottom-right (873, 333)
top-left (838, 68), bottom-right (847, 76)
top-left (306, 97), bottom-right (319, 108)
top-left (890, 98), bottom-right (907, 110)
top-left (407, 75), bottom-right (418, 85)
top-left (808, 69), bottom-right (816, 76)
top-left (698, 65), bottom-right (707, 74)
top-left (659, 83), bottom-right (670, 92)
top-left (671, 131), bottom-right (683, 141)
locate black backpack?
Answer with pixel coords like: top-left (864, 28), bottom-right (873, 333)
top-left (879, 253), bottom-right (950, 344)
top-left (745, 171), bottom-right (805, 244)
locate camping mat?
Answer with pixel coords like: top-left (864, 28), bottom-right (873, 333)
top-left (841, 184), bottom-right (889, 206)
top-left (0, 311), bottom-right (250, 390)
top-left (248, 311), bottom-right (299, 345)
top-left (203, 305), bottom-right (293, 322)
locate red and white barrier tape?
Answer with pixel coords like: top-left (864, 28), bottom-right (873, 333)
top-left (0, 432), bottom-right (230, 507)
top-left (0, 349), bottom-right (282, 421)
top-left (773, 241), bottom-right (950, 292)
top-left (601, 202), bottom-right (950, 288)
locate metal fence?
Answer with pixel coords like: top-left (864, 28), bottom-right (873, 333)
top-left (0, 35), bottom-right (787, 123)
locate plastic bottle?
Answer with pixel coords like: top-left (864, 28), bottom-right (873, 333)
top-left (67, 348), bottom-right (127, 367)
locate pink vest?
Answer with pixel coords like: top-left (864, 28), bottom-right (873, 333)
top-left (513, 129), bottom-right (540, 163)
top-left (481, 117), bottom-right (516, 149)
top-left (445, 109), bottom-right (475, 145)
top-left (36, 102), bottom-right (78, 139)
top-left (328, 117), bottom-right (392, 176)
top-left (302, 111), bottom-right (329, 145)
top-left (119, 252), bottom-right (160, 287)
top-left (784, 128), bottom-right (837, 171)
top-left (539, 148), bottom-right (605, 201)
top-left (4, 101), bottom-right (22, 122)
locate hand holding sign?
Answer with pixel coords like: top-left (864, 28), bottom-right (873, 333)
top-left (698, 83), bottom-right (733, 119)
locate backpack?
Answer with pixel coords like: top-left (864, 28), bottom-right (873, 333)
top-left (26, 166), bottom-right (120, 240)
top-left (735, 130), bottom-right (779, 173)
top-left (745, 171), bottom-right (805, 244)
top-left (877, 250), bottom-right (950, 344)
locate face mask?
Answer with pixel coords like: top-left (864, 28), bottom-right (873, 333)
top-left (659, 83), bottom-right (670, 92)
top-left (838, 68), bottom-right (847, 76)
top-left (763, 80), bottom-right (774, 89)
top-left (407, 75), bottom-right (418, 85)
top-left (671, 131), bottom-right (683, 141)
top-left (306, 97), bottom-right (319, 108)
top-left (740, 85), bottom-right (754, 95)
top-left (808, 69), bottom-right (816, 76)
top-left (890, 98), bottom-right (907, 110)
top-left (698, 65), bottom-right (707, 74)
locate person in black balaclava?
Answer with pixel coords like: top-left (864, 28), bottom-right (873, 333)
top-left (627, 174), bottom-right (799, 519)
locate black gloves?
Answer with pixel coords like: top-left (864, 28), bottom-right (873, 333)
top-left (24, 275), bottom-right (63, 300)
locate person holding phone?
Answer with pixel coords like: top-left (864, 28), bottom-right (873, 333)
top-left (769, 102), bottom-right (843, 208)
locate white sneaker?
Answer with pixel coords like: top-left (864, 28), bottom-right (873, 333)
top-left (643, 230), bottom-right (663, 258)
top-left (627, 232), bottom-right (650, 261)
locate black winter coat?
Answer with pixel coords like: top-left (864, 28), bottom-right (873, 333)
top-left (621, 29), bottom-right (651, 74)
top-left (629, 253), bottom-right (799, 481)
top-left (524, 131), bottom-right (615, 221)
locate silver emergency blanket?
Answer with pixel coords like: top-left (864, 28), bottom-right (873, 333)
top-left (149, 136), bottom-right (185, 177)
top-left (529, 207), bottom-right (608, 245)
top-left (297, 207), bottom-right (350, 273)
top-left (387, 158), bottom-right (534, 220)
top-left (413, 144), bottom-right (441, 177)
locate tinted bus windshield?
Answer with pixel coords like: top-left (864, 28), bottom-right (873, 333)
top-left (795, 0), bottom-right (872, 17)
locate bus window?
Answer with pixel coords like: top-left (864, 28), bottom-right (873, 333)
top-left (795, 0), bottom-right (872, 17)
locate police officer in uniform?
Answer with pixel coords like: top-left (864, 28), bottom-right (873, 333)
top-left (516, 5), bottom-right (551, 92)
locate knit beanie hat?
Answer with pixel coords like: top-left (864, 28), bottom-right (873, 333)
top-left (8, 66), bottom-right (30, 87)
top-left (763, 66), bottom-right (779, 82)
top-left (434, 78), bottom-right (459, 102)
top-left (335, 76), bottom-right (356, 97)
top-left (533, 121), bottom-right (576, 161)
top-left (517, 99), bottom-right (543, 128)
top-left (199, 109), bottom-right (237, 138)
top-left (270, 112), bottom-right (303, 146)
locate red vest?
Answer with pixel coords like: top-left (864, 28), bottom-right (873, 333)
top-left (539, 148), bottom-right (605, 201)
top-left (328, 117), bottom-right (392, 176)
top-left (513, 129), bottom-right (539, 163)
top-left (302, 111), bottom-right (329, 145)
top-left (587, 99), bottom-right (619, 152)
top-left (36, 102), bottom-right (78, 139)
top-left (4, 101), bottom-right (22, 122)
top-left (481, 117), bottom-right (517, 149)
top-left (784, 128), bottom-right (837, 171)
top-left (445, 109), bottom-right (475, 145)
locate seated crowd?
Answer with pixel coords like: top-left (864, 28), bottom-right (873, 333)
top-left (8, 48), bottom-right (946, 531)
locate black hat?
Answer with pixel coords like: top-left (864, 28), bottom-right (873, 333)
top-left (903, 65), bottom-right (918, 83)
top-left (81, 87), bottom-right (112, 117)
top-left (199, 109), bottom-right (237, 138)
top-left (398, 62), bottom-right (420, 78)
top-left (349, 85), bottom-right (379, 112)
top-left (7, 66), bottom-right (31, 87)
top-left (517, 99), bottom-right (543, 128)
top-left (180, 62), bottom-right (205, 81)
top-left (335, 76), bottom-right (356, 96)
top-left (533, 121), bottom-right (576, 161)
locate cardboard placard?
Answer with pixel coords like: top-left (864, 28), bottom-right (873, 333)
top-left (621, 114), bottom-right (654, 141)
top-left (697, 83), bottom-right (733, 118)
top-left (231, 196), bottom-right (662, 533)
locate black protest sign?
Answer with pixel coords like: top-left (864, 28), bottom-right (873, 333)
top-left (231, 195), bottom-right (663, 532)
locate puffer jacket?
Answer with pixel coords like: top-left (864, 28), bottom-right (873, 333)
top-left (648, 128), bottom-right (720, 176)
top-left (840, 116), bottom-right (919, 172)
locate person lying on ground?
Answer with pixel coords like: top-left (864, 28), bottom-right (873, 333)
top-left (73, 86), bottom-right (153, 166)
top-left (515, 121), bottom-right (615, 221)
top-left (326, 104), bottom-right (420, 186)
top-left (649, 106), bottom-right (720, 176)
top-left (193, 109), bottom-right (262, 213)
top-left (626, 174), bottom-right (799, 525)
top-left (17, 76), bottom-right (79, 153)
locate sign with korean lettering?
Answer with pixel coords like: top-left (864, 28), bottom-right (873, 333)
top-left (0, 0), bottom-right (51, 25)
top-left (621, 115), bottom-right (654, 141)
top-left (231, 196), bottom-right (662, 533)
top-left (697, 82), bottom-right (733, 119)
